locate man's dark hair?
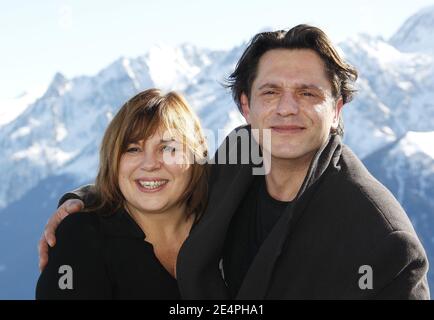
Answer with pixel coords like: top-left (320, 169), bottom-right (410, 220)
top-left (226, 24), bottom-right (358, 136)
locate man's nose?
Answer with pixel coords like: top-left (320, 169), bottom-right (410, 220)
top-left (276, 92), bottom-right (299, 116)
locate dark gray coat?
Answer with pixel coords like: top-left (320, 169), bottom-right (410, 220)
top-left (176, 126), bottom-right (430, 299)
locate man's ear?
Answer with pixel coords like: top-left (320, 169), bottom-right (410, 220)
top-left (240, 93), bottom-right (250, 123)
top-left (331, 97), bottom-right (344, 130)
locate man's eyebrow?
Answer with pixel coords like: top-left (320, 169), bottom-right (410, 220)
top-left (297, 84), bottom-right (324, 91)
top-left (257, 83), bottom-right (281, 91)
top-left (160, 138), bottom-right (176, 143)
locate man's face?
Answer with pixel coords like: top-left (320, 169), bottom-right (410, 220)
top-left (241, 48), bottom-right (343, 163)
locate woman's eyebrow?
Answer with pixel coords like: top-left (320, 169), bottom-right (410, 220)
top-left (127, 140), bottom-right (141, 144)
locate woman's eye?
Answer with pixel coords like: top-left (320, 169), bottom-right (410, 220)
top-left (162, 145), bottom-right (176, 153)
top-left (126, 147), bottom-right (141, 153)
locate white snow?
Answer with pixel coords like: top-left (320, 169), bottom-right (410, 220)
top-left (390, 5), bottom-right (434, 54)
top-left (55, 124), bottom-right (68, 142)
top-left (0, 86), bottom-right (46, 126)
top-left (400, 131), bottom-right (434, 159)
top-left (10, 126), bottom-right (31, 140)
top-left (11, 143), bottom-right (75, 166)
top-left (146, 44), bottom-right (204, 90)
top-left (397, 81), bottom-right (413, 91)
top-left (122, 58), bottom-right (141, 90)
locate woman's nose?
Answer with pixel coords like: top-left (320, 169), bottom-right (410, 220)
top-left (139, 152), bottom-right (162, 171)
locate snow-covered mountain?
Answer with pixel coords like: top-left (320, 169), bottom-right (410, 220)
top-left (341, 34), bottom-right (434, 157)
top-left (390, 5), bottom-right (434, 54)
top-left (1, 6), bottom-right (434, 299)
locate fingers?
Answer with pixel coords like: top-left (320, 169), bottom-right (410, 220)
top-left (38, 235), bottom-right (49, 272)
top-left (44, 199), bottom-right (84, 247)
top-left (64, 198), bottom-right (85, 215)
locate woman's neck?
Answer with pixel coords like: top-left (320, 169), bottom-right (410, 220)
top-left (124, 203), bottom-right (194, 279)
top-left (125, 203), bottom-right (194, 244)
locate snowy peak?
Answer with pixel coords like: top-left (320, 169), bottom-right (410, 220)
top-left (43, 72), bottom-right (70, 98)
top-left (94, 56), bottom-right (149, 94)
top-left (341, 33), bottom-right (426, 71)
top-left (352, 34), bottom-right (400, 60)
top-left (390, 5), bottom-right (434, 54)
top-left (93, 43), bottom-right (222, 93)
top-left (144, 43), bottom-right (215, 90)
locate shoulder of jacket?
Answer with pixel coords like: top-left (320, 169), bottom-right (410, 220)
top-left (334, 158), bottom-right (414, 235)
top-left (56, 211), bottom-right (102, 240)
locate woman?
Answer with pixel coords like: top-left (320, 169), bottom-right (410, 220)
top-left (36, 89), bottom-right (208, 299)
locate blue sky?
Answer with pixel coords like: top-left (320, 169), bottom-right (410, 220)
top-left (1, 0), bottom-right (434, 100)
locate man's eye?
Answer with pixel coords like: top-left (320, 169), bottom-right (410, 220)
top-left (263, 91), bottom-right (276, 95)
top-left (301, 91), bottom-right (315, 97)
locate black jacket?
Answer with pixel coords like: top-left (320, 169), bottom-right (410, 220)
top-left (176, 126), bottom-right (430, 299)
top-left (59, 126), bottom-right (430, 299)
top-left (36, 208), bottom-right (180, 299)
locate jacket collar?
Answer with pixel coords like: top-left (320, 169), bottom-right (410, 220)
top-left (296, 133), bottom-right (342, 199)
top-left (99, 207), bottom-right (146, 239)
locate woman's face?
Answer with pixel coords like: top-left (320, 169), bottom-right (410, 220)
top-left (118, 129), bottom-right (192, 216)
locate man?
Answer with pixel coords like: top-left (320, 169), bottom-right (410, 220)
top-left (39, 25), bottom-right (430, 299)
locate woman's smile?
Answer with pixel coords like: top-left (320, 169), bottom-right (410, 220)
top-left (135, 178), bottom-right (169, 193)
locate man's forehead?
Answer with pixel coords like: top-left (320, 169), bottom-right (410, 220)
top-left (253, 49), bottom-right (331, 91)
top-left (258, 48), bottom-right (324, 65)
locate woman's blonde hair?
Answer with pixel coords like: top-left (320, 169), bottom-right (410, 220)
top-left (91, 88), bottom-right (209, 219)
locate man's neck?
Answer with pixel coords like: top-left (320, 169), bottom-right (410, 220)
top-left (264, 151), bottom-right (316, 202)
